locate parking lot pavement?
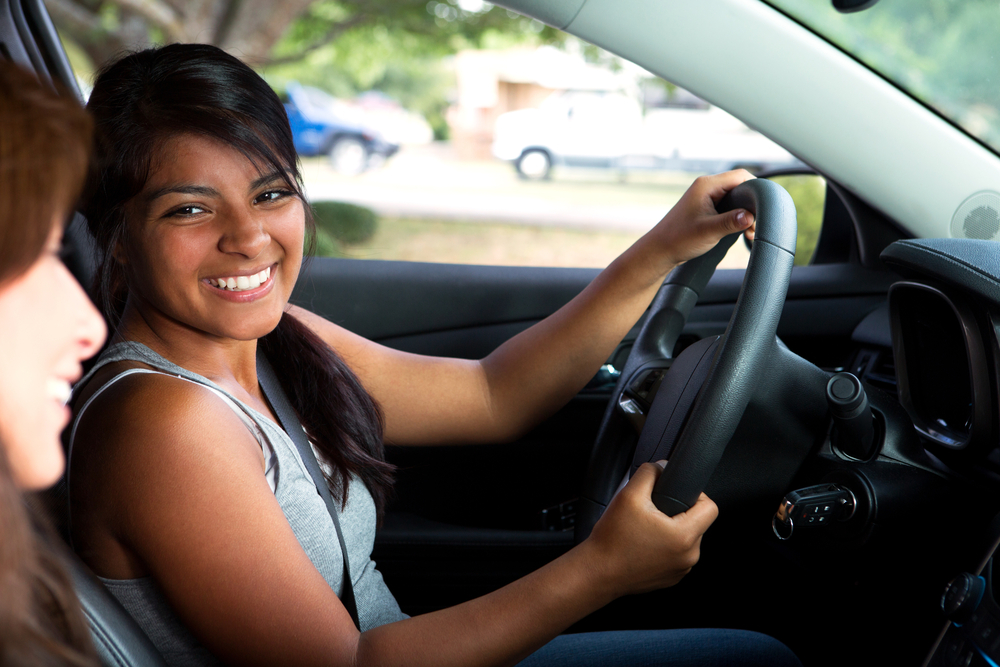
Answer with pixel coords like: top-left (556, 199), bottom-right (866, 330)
top-left (300, 143), bottom-right (695, 232)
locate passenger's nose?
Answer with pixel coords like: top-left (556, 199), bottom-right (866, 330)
top-left (63, 265), bottom-right (106, 361)
top-left (218, 208), bottom-right (270, 258)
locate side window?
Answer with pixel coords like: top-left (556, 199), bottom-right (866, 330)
top-left (54, 18), bottom-right (837, 271)
top-left (767, 173), bottom-right (828, 267)
top-left (295, 56), bottom-right (822, 270)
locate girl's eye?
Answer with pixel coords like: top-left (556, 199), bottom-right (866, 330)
top-left (255, 189), bottom-right (292, 204)
top-left (170, 205), bottom-right (205, 217)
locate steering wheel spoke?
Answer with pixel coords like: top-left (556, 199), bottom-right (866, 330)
top-left (616, 360), bottom-right (673, 433)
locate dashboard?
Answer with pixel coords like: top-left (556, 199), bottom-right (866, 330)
top-left (881, 240), bottom-right (1000, 472)
top-left (850, 239), bottom-right (1000, 665)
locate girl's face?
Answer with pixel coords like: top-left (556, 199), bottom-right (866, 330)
top-left (125, 133), bottom-right (305, 343)
top-left (0, 223), bottom-right (106, 489)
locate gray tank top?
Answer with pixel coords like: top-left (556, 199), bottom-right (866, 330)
top-left (67, 342), bottom-right (406, 666)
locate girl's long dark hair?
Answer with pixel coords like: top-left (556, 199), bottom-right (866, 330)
top-left (0, 61), bottom-right (96, 666)
top-left (83, 44), bottom-right (394, 517)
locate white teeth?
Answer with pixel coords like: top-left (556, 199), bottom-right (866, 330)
top-left (46, 378), bottom-right (71, 405)
top-left (213, 268), bottom-right (273, 292)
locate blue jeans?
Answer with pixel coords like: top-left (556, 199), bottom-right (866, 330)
top-left (517, 629), bottom-right (802, 667)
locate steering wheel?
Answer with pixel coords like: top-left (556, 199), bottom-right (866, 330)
top-left (575, 178), bottom-right (797, 541)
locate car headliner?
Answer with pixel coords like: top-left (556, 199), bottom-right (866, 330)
top-left (499, 0), bottom-right (1000, 243)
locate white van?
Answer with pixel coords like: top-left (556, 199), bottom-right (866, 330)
top-left (492, 89), bottom-right (805, 179)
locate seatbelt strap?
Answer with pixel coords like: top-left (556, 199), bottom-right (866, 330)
top-left (256, 354), bottom-right (361, 630)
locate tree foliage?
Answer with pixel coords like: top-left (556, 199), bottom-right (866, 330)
top-left (48, 0), bottom-right (560, 139)
top-left (47, 0), bottom-right (313, 66)
top-left (269, 0), bottom-right (560, 65)
top-left (46, 0), bottom-right (559, 72)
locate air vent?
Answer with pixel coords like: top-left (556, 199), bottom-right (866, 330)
top-left (951, 191), bottom-right (1000, 240)
top-left (851, 347), bottom-right (897, 398)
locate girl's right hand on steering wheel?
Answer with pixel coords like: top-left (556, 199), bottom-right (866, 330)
top-left (584, 461), bottom-right (719, 597)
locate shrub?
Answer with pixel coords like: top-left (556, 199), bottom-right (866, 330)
top-left (310, 227), bottom-right (341, 257)
top-left (312, 201), bottom-right (378, 244)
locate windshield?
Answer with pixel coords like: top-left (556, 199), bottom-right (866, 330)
top-left (766, 0), bottom-right (1000, 155)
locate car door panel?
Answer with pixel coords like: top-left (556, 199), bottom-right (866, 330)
top-left (292, 258), bottom-right (599, 344)
top-left (292, 259), bottom-right (897, 356)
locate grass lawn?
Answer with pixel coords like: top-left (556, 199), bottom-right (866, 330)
top-left (327, 217), bottom-right (642, 268)
top-left (309, 171), bottom-right (825, 269)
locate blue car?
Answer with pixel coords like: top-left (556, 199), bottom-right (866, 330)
top-left (284, 82), bottom-right (399, 174)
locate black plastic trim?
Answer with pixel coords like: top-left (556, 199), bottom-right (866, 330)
top-left (889, 281), bottom-right (990, 451)
top-left (22, 0), bottom-right (81, 97)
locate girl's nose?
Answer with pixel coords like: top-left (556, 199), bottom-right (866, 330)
top-left (218, 209), bottom-right (270, 259)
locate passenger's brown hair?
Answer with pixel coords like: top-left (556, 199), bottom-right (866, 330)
top-left (0, 62), bottom-right (90, 284)
top-left (0, 60), bottom-right (96, 666)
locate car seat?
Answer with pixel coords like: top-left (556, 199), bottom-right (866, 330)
top-left (66, 555), bottom-right (168, 667)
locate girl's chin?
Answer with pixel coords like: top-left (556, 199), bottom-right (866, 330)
top-left (208, 313), bottom-right (286, 341)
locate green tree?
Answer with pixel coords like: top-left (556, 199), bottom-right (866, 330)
top-left (262, 2), bottom-right (560, 138)
top-left (46, 0), bottom-right (559, 72)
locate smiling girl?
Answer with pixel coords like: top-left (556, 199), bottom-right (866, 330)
top-left (67, 43), bottom-right (800, 667)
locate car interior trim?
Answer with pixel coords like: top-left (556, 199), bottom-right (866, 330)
top-left (19, 0), bottom-right (79, 97)
top-left (889, 281), bottom-right (991, 451)
top-left (492, 0), bottom-right (587, 29)
top-left (882, 239), bottom-right (1000, 309)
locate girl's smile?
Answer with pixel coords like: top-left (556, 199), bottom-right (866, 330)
top-left (203, 263), bottom-right (277, 302)
top-left (122, 133), bottom-right (305, 343)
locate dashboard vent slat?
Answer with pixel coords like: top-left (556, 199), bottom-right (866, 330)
top-left (852, 348), bottom-right (897, 398)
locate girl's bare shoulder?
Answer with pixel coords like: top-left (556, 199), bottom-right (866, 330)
top-left (71, 359), bottom-right (264, 484)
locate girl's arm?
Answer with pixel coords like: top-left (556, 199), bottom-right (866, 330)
top-left (295, 170), bottom-right (755, 445)
top-left (73, 373), bottom-right (716, 667)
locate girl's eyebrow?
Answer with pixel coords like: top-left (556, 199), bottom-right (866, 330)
top-left (144, 171), bottom-right (287, 204)
top-left (144, 184), bottom-right (219, 203)
top-left (250, 171), bottom-right (288, 190)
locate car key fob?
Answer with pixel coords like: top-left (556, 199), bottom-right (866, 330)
top-left (772, 483), bottom-right (856, 540)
